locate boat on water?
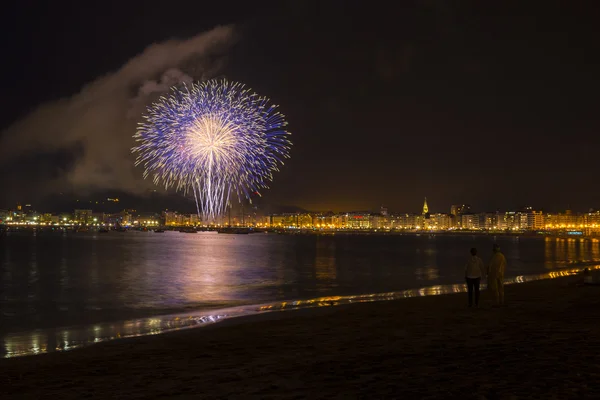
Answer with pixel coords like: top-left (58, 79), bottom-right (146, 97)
top-left (154, 228), bottom-right (166, 233)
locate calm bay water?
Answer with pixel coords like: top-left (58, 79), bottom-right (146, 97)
top-left (1, 231), bottom-right (599, 356)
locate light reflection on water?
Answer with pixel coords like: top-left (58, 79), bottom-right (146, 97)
top-left (3, 264), bottom-right (599, 358)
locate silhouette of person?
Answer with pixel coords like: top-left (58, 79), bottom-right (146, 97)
top-left (583, 268), bottom-right (592, 284)
top-left (488, 244), bottom-right (507, 305)
top-left (465, 247), bottom-right (485, 307)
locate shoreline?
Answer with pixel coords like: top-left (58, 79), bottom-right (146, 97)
top-left (2, 271), bottom-right (600, 398)
top-left (2, 262), bottom-right (599, 359)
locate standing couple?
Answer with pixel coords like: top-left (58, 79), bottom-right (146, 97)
top-left (464, 244), bottom-right (507, 307)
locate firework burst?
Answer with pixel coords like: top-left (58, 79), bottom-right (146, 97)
top-left (132, 79), bottom-right (291, 223)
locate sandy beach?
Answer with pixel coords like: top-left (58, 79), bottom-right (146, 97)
top-left (2, 273), bottom-right (600, 399)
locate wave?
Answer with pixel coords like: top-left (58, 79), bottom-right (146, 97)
top-left (3, 264), bottom-right (599, 358)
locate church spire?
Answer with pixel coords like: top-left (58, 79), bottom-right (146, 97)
top-left (423, 197), bottom-right (429, 215)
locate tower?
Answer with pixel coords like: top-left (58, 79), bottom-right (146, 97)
top-left (422, 197), bottom-right (430, 229)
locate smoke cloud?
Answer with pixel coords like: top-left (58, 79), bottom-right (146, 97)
top-left (0, 25), bottom-right (234, 196)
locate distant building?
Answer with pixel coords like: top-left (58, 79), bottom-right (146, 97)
top-left (450, 204), bottom-right (471, 228)
top-left (450, 204), bottom-right (471, 217)
top-left (313, 213), bottom-right (337, 229)
top-left (74, 209), bottom-right (93, 224)
top-left (270, 213), bottom-right (306, 228)
top-left (391, 213), bottom-right (418, 229)
top-left (298, 214), bottom-right (313, 228)
top-left (544, 210), bottom-right (584, 229)
top-left (164, 211), bottom-right (177, 226)
top-left (425, 213), bottom-right (450, 230)
top-left (346, 212), bottom-right (371, 229)
top-left (370, 213), bottom-right (384, 229)
top-left (120, 210), bottom-right (132, 226)
top-left (585, 211), bottom-right (600, 227)
top-left (478, 212), bottom-right (497, 230)
top-left (461, 213), bottom-right (479, 230)
top-left (528, 210), bottom-right (544, 230)
top-left (497, 211), bottom-right (528, 230)
top-left (333, 213), bottom-right (347, 228)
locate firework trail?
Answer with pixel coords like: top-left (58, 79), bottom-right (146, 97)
top-left (132, 79), bottom-right (291, 223)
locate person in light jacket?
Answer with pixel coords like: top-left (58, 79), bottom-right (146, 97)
top-left (488, 244), bottom-right (507, 306)
top-left (465, 247), bottom-right (485, 307)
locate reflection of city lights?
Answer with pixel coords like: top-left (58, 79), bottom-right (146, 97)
top-left (3, 261), bottom-right (600, 359)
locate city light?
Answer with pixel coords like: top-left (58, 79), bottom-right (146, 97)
top-left (1, 203), bottom-right (599, 236)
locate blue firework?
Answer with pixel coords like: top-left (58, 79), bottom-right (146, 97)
top-left (132, 79), bottom-right (291, 222)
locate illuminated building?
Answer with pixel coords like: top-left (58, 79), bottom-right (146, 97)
top-left (120, 210), bottom-right (133, 226)
top-left (313, 213), bottom-right (337, 229)
top-left (39, 213), bottom-right (59, 224)
top-left (370, 213), bottom-right (384, 229)
top-left (390, 213), bottom-right (418, 229)
top-left (346, 212), bottom-right (371, 229)
top-left (270, 214), bottom-right (284, 227)
top-left (461, 213), bottom-right (479, 230)
top-left (177, 214), bottom-right (189, 225)
top-left (332, 213), bottom-right (347, 228)
top-left (516, 212), bottom-right (529, 229)
top-left (497, 212), bottom-right (514, 230)
top-left (406, 214), bottom-right (418, 229)
top-left (257, 216), bottom-right (270, 227)
top-left (421, 197), bottom-right (431, 229)
top-left (585, 210), bottom-right (600, 226)
top-left (376, 213), bottom-right (391, 229)
top-left (298, 214), bottom-right (313, 228)
top-left (74, 209), bottom-right (93, 224)
top-left (450, 204), bottom-right (470, 216)
top-left (0, 209), bottom-right (9, 223)
top-left (495, 211), bottom-right (529, 230)
top-left (163, 211), bottom-right (177, 226)
top-left (544, 210), bottom-right (584, 229)
top-left (428, 213), bottom-right (451, 230)
top-left (450, 204), bottom-right (471, 228)
top-left (528, 210), bottom-right (544, 230)
top-left (478, 212), bottom-right (497, 230)
top-left (270, 213), bottom-right (311, 228)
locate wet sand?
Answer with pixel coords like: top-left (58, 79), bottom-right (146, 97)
top-left (2, 274), bottom-right (600, 399)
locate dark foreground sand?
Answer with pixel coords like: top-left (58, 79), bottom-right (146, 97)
top-left (2, 276), bottom-right (600, 399)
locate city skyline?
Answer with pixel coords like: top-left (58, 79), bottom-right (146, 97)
top-left (3, 202), bottom-right (599, 234)
top-left (2, 195), bottom-right (599, 220)
top-left (2, 194), bottom-right (599, 216)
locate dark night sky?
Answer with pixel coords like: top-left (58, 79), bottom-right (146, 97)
top-left (1, 0), bottom-right (599, 213)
